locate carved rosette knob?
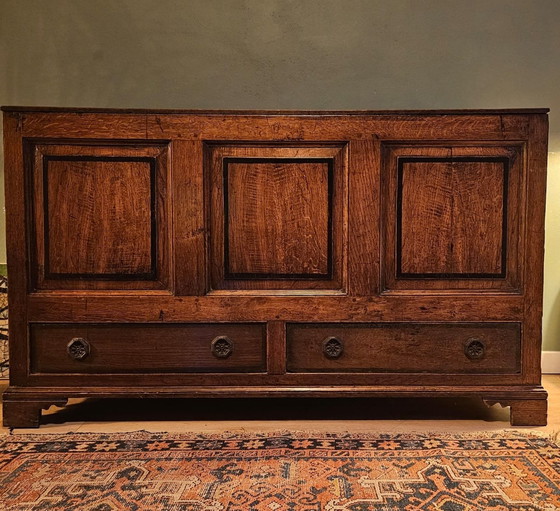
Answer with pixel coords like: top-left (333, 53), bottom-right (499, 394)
top-left (67, 337), bottom-right (90, 360)
top-left (211, 336), bottom-right (234, 359)
top-left (322, 336), bottom-right (344, 359)
top-left (465, 339), bottom-right (485, 360)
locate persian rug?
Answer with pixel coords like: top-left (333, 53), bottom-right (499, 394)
top-left (0, 431), bottom-right (559, 510)
top-left (0, 274), bottom-right (8, 379)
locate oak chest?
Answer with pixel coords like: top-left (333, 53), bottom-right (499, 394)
top-left (2, 107), bottom-right (549, 427)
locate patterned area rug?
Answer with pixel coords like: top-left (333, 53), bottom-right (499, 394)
top-left (1, 431), bottom-right (559, 510)
top-left (0, 274), bottom-right (8, 379)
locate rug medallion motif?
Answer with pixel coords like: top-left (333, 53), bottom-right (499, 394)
top-left (0, 431), bottom-right (558, 510)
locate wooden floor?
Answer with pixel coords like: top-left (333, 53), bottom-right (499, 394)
top-left (1, 376), bottom-right (560, 434)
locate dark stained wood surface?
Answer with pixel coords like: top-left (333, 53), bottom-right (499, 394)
top-left (30, 323), bottom-right (266, 373)
top-left (20, 372), bottom-right (529, 388)
top-left (1, 108), bottom-right (549, 427)
top-left (15, 112), bottom-right (533, 141)
top-left (172, 140), bottom-right (205, 295)
top-left (347, 139), bottom-right (379, 295)
top-left (522, 114), bottom-right (549, 385)
top-left (400, 159), bottom-right (504, 275)
top-left (266, 320), bottom-right (286, 376)
top-left (4, 385), bottom-right (547, 398)
top-left (46, 159), bottom-right (153, 276)
top-left (3, 112), bottom-right (28, 388)
top-left (26, 294), bottom-right (526, 323)
top-left (287, 323), bottom-right (521, 373)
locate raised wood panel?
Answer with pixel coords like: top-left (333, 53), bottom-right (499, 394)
top-left (287, 323), bottom-right (521, 374)
top-left (208, 144), bottom-right (347, 292)
top-left (399, 157), bottom-right (506, 277)
top-left (382, 144), bottom-right (523, 292)
top-left (45, 156), bottom-right (154, 277)
top-left (226, 158), bottom-right (331, 277)
top-left (29, 143), bottom-right (171, 291)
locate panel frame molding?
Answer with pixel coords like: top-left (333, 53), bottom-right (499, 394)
top-left (381, 142), bottom-right (525, 293)
top-left (26, 140), bottom-right (172, 292)
top-left (206, 142), bottom-right (348, 293)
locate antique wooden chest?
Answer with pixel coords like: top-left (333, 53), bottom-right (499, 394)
top-left (1, 107), bottom-right (549, 427)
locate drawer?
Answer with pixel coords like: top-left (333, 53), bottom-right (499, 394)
top-left (287, 323), bottom-right (521, 374)
top-left (30, 323), bottom-right (266, 374)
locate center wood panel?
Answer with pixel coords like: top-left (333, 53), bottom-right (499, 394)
top-left (225, 158), bottom-right (331, 278)
top-left (207, 144), bottom-right (347, 292)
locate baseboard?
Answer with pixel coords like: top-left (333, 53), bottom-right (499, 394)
top-left (542, 351), bottom-right (560, 374)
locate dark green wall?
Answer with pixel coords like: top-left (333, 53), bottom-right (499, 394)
top-left (2, 1), bottom-right (559, 117)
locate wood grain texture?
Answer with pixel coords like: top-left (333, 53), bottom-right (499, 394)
top-left (287, 323), bottom-right (521, 373)
top-left (45, 158), bottom-right (153, 276)
top-left (145, 114), bottom-right (530, 142)
top-left (450, 160), bottom-right (504, 273)
top-left (173, 140), bottom-right (205, 295)
top-left (1, 109), bottom-right (549, 427)
top-left (3, 112), bottom-right (28, 386)
top-left (207, 144), bottom-right (347, 291)
top-left (226, 160), bottom-right (330, 277)
top-left (2, 398), bottom-right (68, 428)
top-left (4, 110), bottom-right (533, 142)
top-left (508, 400), bottom-right (548, 426)
top-left (382, 144), bottom-right (523, 292)
top-left (522, 114), bottom-right (549, 385)
top-left (30, 323), bottom-right (266, 374)
top-left (267, 321), bottom-right (286, 375)
top-left (29, 143), bottom-right (171, 290)
top-left (347, 140), bottom-right (378, 295)
top-left (483, 398), bottom-right (547, 426)
top-left (399, 158), bottom-right (504, 275)
top-left (26, 294), bottom-right (526, 323)
top-left (19, 372), bottom-right (530, 389)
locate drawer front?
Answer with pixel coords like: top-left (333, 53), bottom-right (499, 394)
top-left (287, 323), bottom-right (521, 373)
top-left (30, 323), bottom-right (266, 374)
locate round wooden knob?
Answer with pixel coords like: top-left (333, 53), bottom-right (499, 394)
top-left (465, 339), bottom-right (485, 360)
top-left (67, 337), bottom-right (90, 360)
top-left (322, 336), bottom-right (344, 359)
top-left (211, 336), bottom-right (234, 359)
